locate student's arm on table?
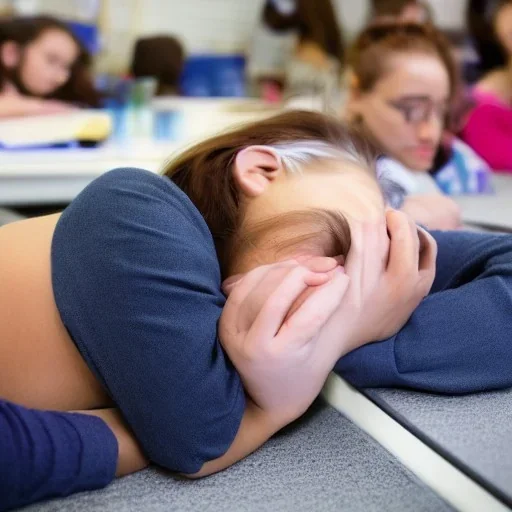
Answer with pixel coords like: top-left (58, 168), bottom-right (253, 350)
top-left (336, 230), bottom-right (512, 393)
top-left (192, 211), bottom-right (436, 477)
top-left (0, 399), bottom-right (119, 512)
top-left (188, 258), bottom-right (350, 478)
top-left (78, 408), bottom-right (148, 477)
top-left (0, 93), bottom-right (74, 118)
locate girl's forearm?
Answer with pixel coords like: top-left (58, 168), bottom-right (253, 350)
top-left (186, 397), bottom-right (283, 478)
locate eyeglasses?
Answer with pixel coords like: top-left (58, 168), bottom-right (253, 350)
top-left (386, 97), bottom-right (448, 125)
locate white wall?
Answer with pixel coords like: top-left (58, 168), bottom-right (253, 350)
top-left (426, 0), bottom-right (468, 29)
top-left (9, 0), bottom-right (469, 73)
top-left (99, 0), bottom-right (373, 72)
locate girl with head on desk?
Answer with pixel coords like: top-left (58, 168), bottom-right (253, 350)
top-left (0, 15), bottom-right (99, 118)
top-left (2, 111), bottom-right (512, 509)
top-left (0, 110), bottom-right (422, 509)
top-left (345, 22), bottom-right (492, 230)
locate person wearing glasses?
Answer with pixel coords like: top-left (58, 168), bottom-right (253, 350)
top-left (345, 22), bottom-right (492, 230)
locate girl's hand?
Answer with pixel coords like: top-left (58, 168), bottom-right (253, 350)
top-left (220, 257), bottom-right (350, 425)
top-left (322, 209), bottom-right (437, 354)
top-left (402, 194), bottom-right (462, 230)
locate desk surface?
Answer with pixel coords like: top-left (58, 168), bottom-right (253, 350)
top-left (366, 387), bottom-right (512, 507)
top-left (455, 174), bottom-right (512, 231)
top-left (0, 141), bottom-right (179, 206)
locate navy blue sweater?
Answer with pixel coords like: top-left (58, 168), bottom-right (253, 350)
top-left (0, 401), bottom-right (117, 511)
top-left (336, 229), bottom-right (512, 393)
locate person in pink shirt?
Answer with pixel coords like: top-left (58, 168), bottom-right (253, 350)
top-left (344, 22), bottom-right (491, 230)
top-left (462, 0), bottom-right (512, 171)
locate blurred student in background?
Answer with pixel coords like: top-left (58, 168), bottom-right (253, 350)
top-left (130, 36), bottom-right (184, 96)
top-left (345, 22), bottom-right (492, 230)
top-left (462, 0), bottom-right (512, 171)
top-left (0, 15), bottom-right (100, 118)
top-left (248, 0), bottom-right (345, 109)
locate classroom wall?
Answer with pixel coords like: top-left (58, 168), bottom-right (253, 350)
top-left (11, 0), bottom-right (469, 73)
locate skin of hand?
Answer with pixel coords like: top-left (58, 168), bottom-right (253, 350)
top-left (223, 209), bottom-right (437, 386)
top-left (1, 85), bottom-right (75, 117)
top-left (402, 194), bottom-right (462, 230)
top-left (311, 209), bottom-right (437, 357)
top-left (220, 256), bottom-right (351, 426)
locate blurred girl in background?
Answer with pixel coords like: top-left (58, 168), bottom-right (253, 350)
top-left (345, 22), bottom-right (492, 230)
top-left (248, 0), bottom-right (345, 108)
top-left (0, 15), bottom-right (100, 117)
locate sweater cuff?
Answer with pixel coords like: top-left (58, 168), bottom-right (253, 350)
top-left (64, 413), bottom-right (119, 493)
top-left (334, 337), bottom-right (401, 388)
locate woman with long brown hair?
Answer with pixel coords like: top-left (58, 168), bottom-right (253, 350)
top-left (0, 110), bottom-right (432, 508)
top-left (0, 15), bottom-right (100, 117)
top-left (345, 21), bottom-right (492, 229)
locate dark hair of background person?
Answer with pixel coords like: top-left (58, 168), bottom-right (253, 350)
top-left (467, 0), bottom-right (512, 74)
top-left (0, 15), bottom-right (100, 107)
top-left (262, 0), bottom-right (345, 66)
top-left (130, 36), bottom-right (184, 95)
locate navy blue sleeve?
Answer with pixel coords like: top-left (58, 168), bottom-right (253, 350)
top-left (0, 399), bottom-right (117, 512)
top-left (52, 168), bottom-right (245, 474)
top-left (335, 230), bottom-right (512, 394)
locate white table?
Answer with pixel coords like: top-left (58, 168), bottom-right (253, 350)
top-left (0, 100), bottom-right (280, 206)
top-left (0, 141), bottom-right (179, 206)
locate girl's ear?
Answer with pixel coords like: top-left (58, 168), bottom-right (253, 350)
top-left (233, 145), bottom-right (284, 198)
top-left (1, 41), bottom-right (21, 69)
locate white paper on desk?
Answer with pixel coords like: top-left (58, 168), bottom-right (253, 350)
top-left (0, 110), bottom-right (112, 148)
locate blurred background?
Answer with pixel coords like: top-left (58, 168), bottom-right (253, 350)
top-left (0, 0), bottom-right (510, 229)
top-left (0, 0), bottom-right (472, 95)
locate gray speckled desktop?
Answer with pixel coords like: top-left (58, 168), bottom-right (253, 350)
top-left (366, 387), bottom-right (512, 507)
top-left (25, 402), bottom-right (452, 512)
top-left (456, 175), bottom-right (512, 231)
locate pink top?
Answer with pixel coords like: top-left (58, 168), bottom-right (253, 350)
top-left (461, 89), bottom-right (512, 173)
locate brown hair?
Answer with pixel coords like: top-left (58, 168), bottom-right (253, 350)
top-left (349, 21), bottom-right (458, 100)
top-left (0, 15), bottom-right (100, 106)
top-left (130, 36), bottom-right (184, 95)
top-left (468, 0), bottom-right (512, 74)
top-left (263, 0), bottom-right (345, 66)
top-left (163, 110), bottom-right (377, 274)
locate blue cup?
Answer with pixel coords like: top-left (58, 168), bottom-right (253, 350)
top-left (154, 110), bottom-right (180, 141)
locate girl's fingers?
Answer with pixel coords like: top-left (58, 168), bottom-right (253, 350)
top-left (278, 268), bottom-right (350, 350)
top-left (299, 256), bottom-right (339, 273)
top-left (386, 210), bottom-right (417, 275)
top-left (248, 266), bottom-right (330, 341)
top-left (224, 258), bottom-right (339, 331)
top-left (417, 227), bottom-right (438, 289)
